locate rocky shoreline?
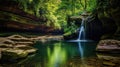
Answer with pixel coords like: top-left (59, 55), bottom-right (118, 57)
top-left (0, 35), bottom-right (37, 61)
top-left (96, 39), bottom-right (120, 53)
top-left (0, 35), bottom-right (63, 61)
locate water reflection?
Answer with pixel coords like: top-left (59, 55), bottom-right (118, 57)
top-left (0, 41), bottom-right (98, 67)
top-left (96, 53), bottom-right (120, 67)
top-left (47, 42), bottom-right (67, 67)
top-left (29, 41), bottom-right (97, 67)
top-left (2, 41), bottom-right (120, 67)
top-left (78, 42), bottom-right (84, 58)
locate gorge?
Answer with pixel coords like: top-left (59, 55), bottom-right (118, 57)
top-left (0, 0), bottom-right (120, 67)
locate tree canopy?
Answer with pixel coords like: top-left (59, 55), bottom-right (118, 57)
top-left (15, 0), bottom-right (97, 29)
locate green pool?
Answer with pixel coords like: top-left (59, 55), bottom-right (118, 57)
top-left (1, 41), bottom-right (119, 67)
top-left (22, 41), bottom-right (97, 67)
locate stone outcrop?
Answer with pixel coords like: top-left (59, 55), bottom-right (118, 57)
top-left (64, 0), bottom-right (120, 40)
top-left (97, 0), bottom-right (120, 39)
top-left (31, 35), bottom-right (63, 43)
top-left (7, 35), bottom-right (34, 45)
top-left (96, 0), bottom-right (120, 51)
top-left (96, 39), bottom-right (120, 53)
top-left (0, 34), bottom-right (63, 61)
top-left (2, 48), bottom-right (28, 60)
top-left (97, 53), bottom-right (120, 67)
top-left (0, 35), bottom-right (37, 61)
top-left (0, 0), bottom-right (63, 35)
top-left (64, 12), bottom-right (103, 40)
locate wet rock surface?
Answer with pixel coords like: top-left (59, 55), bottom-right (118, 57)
top-left (0, 35), bottom-right (37, 61)
top-left (97, 0), bottom-right (120, 39)
top-left (32, 35), bottom-right (63, 42)
top-left (96, 39), bottom-right (120, 52)
top-left (68, 54), bottom-right (120, 67)
top-left (66, 57), bottom-right (102, 67)
top-left (0, 35), bottom-right (63, 61)
top-left (1, 48), bottom-right (28, 60)
top-left (97, 53), bottom-right (120, 67)
top-left (0, 55), bottom-right (119, 67)
top-left (66, 55), bottom-right (120, 67)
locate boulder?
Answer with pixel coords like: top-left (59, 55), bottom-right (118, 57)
top-left (0, 37), bottom-right (9, 43)
top-left (15, 45), bottom-right (37, 54)
top-left (0, 35), bottom-right (37, 61)
top-left (7, 35), bottom-right (34, 45)
top-left (7, 35), bottom-right (25, 39)
top-left (14, 42), bottom-right (33, 46)
top-left (32, 35), bottom-right (63, 42)
top-left (0, 44), bottom-right (13, 48)
top-left (97, 53), bottom-right (120, 67)
top-left (7, 35), bottom-right (33, 42)
top-left (96, 39), bottom-right (120, 53)
top-left (1, 47), bottom-right (37, 60)
top-left (2, 39), bottom-right (15, 44)
top-left (1, 48), bottom-right (28, 60)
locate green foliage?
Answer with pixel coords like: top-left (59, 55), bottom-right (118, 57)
top-left (87, 0), bottom-right (97, 11)
top-left (14, 0), bottom-right (97, 29)
top-left (64, 22), bottom-right (78, 36)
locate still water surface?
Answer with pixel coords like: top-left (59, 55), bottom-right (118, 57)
top-left (22, 41), bottom-right (98, 67)
top-left (1, 41), bottom-right (107, 67)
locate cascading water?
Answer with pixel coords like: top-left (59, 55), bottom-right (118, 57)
top-left (77, 18), bottom-right (86, 40)
top-left (76, 17), bottom-right (93, 42)
top-left (67, 15), bottom-right (92, 67)
top-left (68, 18), bottom-right (88, 42)
top-left (67, 18), bottom-right (86, 58)
top-left (77, 18), bottom-right (86, 65)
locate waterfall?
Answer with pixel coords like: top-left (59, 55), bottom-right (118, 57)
top-left (67, 15), bottom-right (93, 67)
top-left (68, 17), bottom-right (92, 42)
top-left (77, 18), bottom-right (86, 40)
top-left (67, 18), bottom-right (88, 42)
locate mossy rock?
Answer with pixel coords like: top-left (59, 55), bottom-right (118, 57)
top-left (1, 48), bottom-right (28, 60)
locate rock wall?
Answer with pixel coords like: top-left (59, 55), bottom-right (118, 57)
top-left (96, 0), bottom-right (120, 39)
top-left (0, 0), bottom-right (63, 35)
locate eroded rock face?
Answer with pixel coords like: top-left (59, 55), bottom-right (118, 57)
top-left (31, 35), bottom-right (63, 43)
top-left (97, 53), bottom-right (120, 67)
top-left (97, 0), bottom-right (120, 39)
top-left (0, 34), bottom-right (63, 61)
top-left (1, 48), bottom-right (28, 60)
top-left (96, 39), bottom-right (120, 52)
top-left (0, 35), bottom-right (37, 61)
top-left (1, 47), bottom-right (37, 60)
